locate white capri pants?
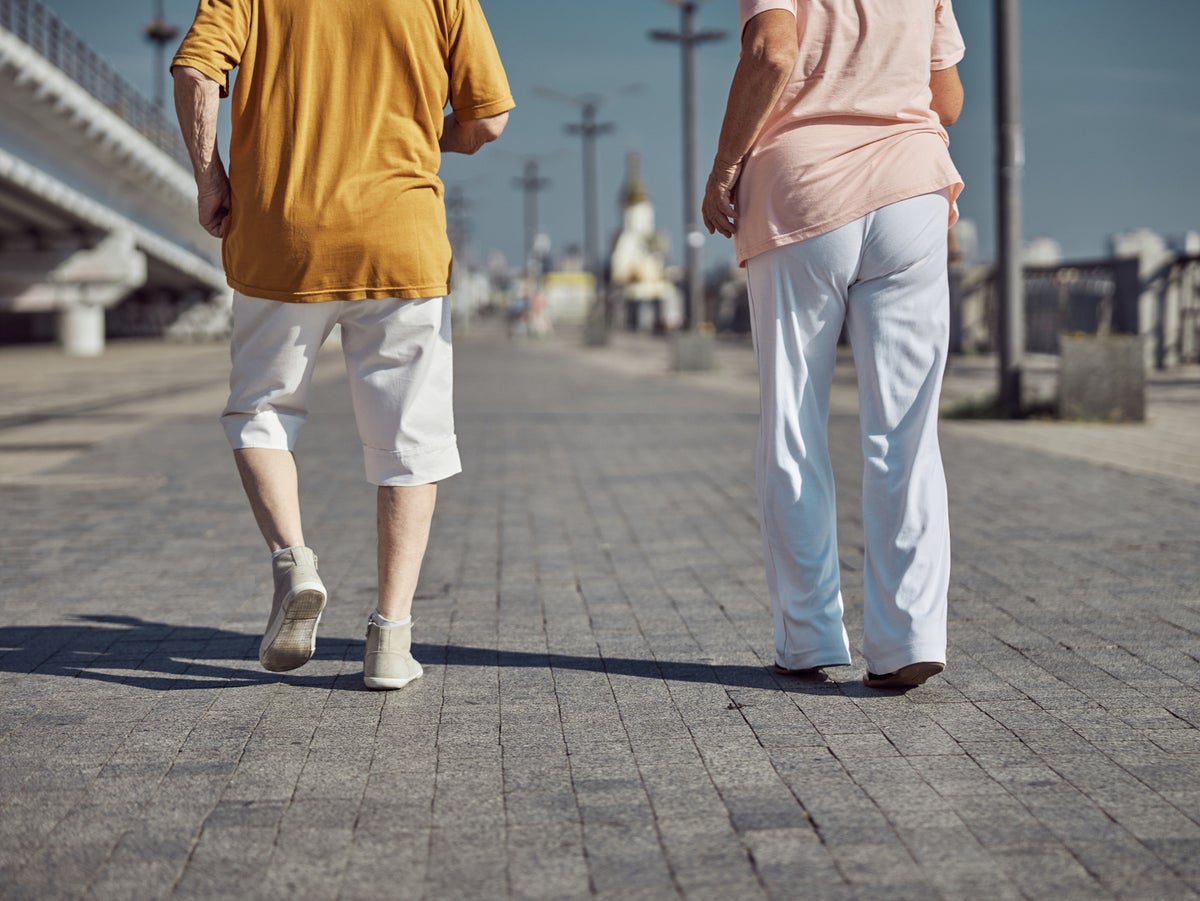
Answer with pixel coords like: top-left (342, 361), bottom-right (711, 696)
top-left (222, 292), bottom-right (462, 487)
top-left (746, 191), bottom-right (951, 675)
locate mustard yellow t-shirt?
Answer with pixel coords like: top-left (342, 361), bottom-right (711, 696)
top-left (172, 0), bottom-right (514, 302)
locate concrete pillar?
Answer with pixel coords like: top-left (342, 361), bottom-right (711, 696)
top-left (1110, 229), bottom-right (1174, 370)
top-left (59, 302), bottom-right (105, 356)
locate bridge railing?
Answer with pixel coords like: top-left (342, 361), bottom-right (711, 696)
top-left (950, 255), bottom-right (1200, 367)
top-left (1023, 259), bottom-right (1141, 354)
top-left (1145, 253), bottom-right (1200, 368)
top-left (0, 0), bottom-right (190, 166)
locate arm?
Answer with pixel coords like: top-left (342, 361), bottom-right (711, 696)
top-left (439, 110), bottom-right (509, 155)
top-left (930, 65), bottom-right (964, 126)
top-left (172, 66), bottom-right (230, 238)
top-left (701, 9), bottom-right (798, 238)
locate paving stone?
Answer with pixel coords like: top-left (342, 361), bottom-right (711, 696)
top-left (2, 329), bottom-right (1199, 898)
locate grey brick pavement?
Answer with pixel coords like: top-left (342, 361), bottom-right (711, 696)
top-left (1, 326), bottom-right (1199, 900)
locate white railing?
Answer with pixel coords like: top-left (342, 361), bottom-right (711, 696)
top-left (0, 0), bottom-right (188, 165)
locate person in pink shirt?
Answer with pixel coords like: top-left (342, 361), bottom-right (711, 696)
top-left (702, 0), bottom-right (965, 689)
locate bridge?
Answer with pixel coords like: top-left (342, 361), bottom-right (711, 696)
top-left (0, 0), bottom-right (226, 354)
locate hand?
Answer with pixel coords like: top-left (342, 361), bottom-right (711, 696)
top-left (197, 168), bottom-right (231, 238)
top-left (702, 159), bottom-right (742, 239)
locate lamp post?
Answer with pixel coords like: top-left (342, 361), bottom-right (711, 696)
top-left (536, 88), bottom-right (615, 337)
top-left (445, 185), bottom-right (470, 268)
top-left (650, 0), bottom-right (726, 332)
top-left (995, 0), bottom-right (1025, 416)
top-left (512, 157), bottom-right (551, 277)
top-left (143, 0), bottom-right (180, 110)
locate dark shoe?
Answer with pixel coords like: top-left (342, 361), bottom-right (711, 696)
top-left (774, 663), bottom-right (822, 677)
top-left (863, 661), bottom-right (944, 689)
top-left (773, 662), bottom-right (847, 678)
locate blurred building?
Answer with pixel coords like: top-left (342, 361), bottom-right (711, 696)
top-left (608, 153), bottom-right (680, 333)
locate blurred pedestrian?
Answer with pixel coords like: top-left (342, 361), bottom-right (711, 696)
top-left (171, 0), bottom-right (513, 689)
top-left (702, 0), bottom-right (965, 688)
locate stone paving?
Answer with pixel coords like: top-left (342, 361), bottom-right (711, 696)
top-left (1, 324), bottom-right (1199, 900)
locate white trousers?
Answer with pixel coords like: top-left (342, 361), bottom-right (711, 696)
top-left (223, 293), bottom-right (462, 487)
top-left (746, 191), bottom-right (951, 675)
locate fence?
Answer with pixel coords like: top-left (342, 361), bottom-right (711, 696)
top-left (1146, 254), bottom-right (1200, 367)
top-left (949, 254), bottom-right (1200, 367)
top-left (1023, 258), bottom-right (1140, 354)
top-left (0, 0), bottom-right (189, 166)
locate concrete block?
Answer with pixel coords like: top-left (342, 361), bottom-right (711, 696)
top-left (1058, 334), bottom-right (1145, 421)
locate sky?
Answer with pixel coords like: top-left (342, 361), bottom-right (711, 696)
top-left (31, 0), bottom-right (1200, 271)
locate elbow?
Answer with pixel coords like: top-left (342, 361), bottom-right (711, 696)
top-left (478, 111), bottom-right (509, 144)
top-left (751, 44), bottom-right (797, 82)
top-left (941, 93), bottom-right (964, 126)
top-left (765, 45), bottom-right (799, 78)
top-left (935, 106), bottom-right (961, 127)
top-left (456, 111), bottom-right (508, 155)
top-left (929, 68), bottom-right (964, 128)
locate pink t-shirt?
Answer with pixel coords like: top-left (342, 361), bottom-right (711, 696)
top-left (734, 0), bottom-right (965, 264)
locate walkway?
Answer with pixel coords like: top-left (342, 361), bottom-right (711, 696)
top-left (1, 325), bottom-right (1198, 899)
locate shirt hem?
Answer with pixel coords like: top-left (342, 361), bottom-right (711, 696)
top-left (453, 97), bottom-right (516, 121)
top-left (737, 176), bottom-right (963, 266)
top-left (931, 48), bottom-right (966, 71)
top-left (227, 278), bottom-right (449, 303)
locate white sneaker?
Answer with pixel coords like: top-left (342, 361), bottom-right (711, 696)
top-left (363, 620), bottom-right (423, 690)
top-left (259, 547), bottom-right (326, 672)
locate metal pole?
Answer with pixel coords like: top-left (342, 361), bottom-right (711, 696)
top-left (446, 185), bottom-right (469, 268)
top-left (650, 2), bottom-right (726, 331)
top-left (582, 103), bottom-right (599, 285)
top-left (681, 2), bottom-right (701, 330)
top-left (144, 0), bottom-right (179, 111)
top-left (153, 0), bottom-right (164, 108)
top-left (513, 159), bottom-right (549, 271)
top-left (526, 162), bottom-right (537, 263)
top-left (995, 0), bottom-right (1024, 416)
top-left (565, 103), bottom-right (614, 313)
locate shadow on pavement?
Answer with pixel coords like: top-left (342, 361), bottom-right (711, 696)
top-left (418, 643), bottom-right (833, 691)
top-left (0, 614), bottom-right (362, 692)
top-left (0, 616), bottom-right (832, 693)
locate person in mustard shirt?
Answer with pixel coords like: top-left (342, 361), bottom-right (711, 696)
top-left (170, 0), bottom-right (513, 690)
top-left (702, 0), bottom-right (965, 689)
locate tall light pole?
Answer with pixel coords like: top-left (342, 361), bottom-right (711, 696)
top-left (565, 99), bottom-right (614, 289)
top-left (143, 0), bottom-right (180, 110)
top-left (512, 158), bottom-right (551, 275)
top-left (995, 0), bottom-right (1024, 416)
top-left (536, 88), bottom-right (615, 330)
top-left (445, 185), bottom-right (470, 269)
top-left (650, 0), bottom-right (726, 331)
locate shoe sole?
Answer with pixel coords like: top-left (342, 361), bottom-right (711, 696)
top-left (260, 582), bottom-right (326, 673)
top-left (863, 661), bottom-right (945, 689)
top-left (363, 666), bottom-right (424, 691)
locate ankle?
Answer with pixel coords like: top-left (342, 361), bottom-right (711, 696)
top-left (370, 609), bottom-right (412, 628)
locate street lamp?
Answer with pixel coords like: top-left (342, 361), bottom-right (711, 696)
top-left (512, 157), bottom-right (551, 277)
top-left (995, 0), bottom-right (1025, 417)
top-left (650, 0), bottom-right (726, 333)
top-left (535, 88), bottom-right (614, 294)
top-left (143, 0), bottom-right (180, 110)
